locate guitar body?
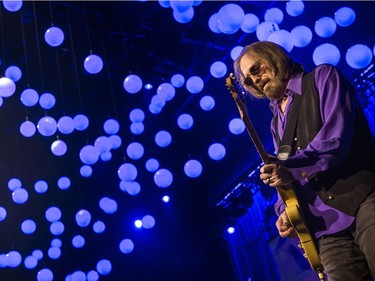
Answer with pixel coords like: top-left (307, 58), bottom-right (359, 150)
top-left (226, 74), bottom-right (325, 281)
top-left (285, 203), bottom-right (321, 269)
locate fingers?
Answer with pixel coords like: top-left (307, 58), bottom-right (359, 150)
top-left (279, 227), bottom-right (296, 238)
top-left (263, 176), bottom-right (278, 185)
top-left (260, 163), bottom-right (276, 185)
top-left (262, 175), bottom-right (275, 185)
top-left (268, 177), bottom-right (282, 187)
top-left (276, 212), bottom-right (296, 238)
top-left (260, 163), bottom-right (293, 186)
top-left (260, 163), bottom-right (276, 174)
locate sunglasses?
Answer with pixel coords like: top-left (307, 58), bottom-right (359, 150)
top-left (243, 60), bottom-right (264, 87)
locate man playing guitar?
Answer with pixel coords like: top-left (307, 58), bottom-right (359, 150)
top-left (230, 41), bottom-right (375, 281)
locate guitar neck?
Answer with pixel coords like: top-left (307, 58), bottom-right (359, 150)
top-left (234, 98), bottom-right (270, 165)
top-left (234, 97), bottom-right (299, 205)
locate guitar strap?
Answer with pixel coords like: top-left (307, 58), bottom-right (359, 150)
top-left (274, 72), bottom-right (312, 158)
top-left (273, 93), bottom-right (302, 159)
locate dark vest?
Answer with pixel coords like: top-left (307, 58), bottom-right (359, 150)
top-left (274, 68), bottom-right (375, 216)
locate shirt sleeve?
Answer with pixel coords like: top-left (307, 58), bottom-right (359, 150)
top-left (285, 65), bottom-right (355, 182)
top-left (274, 193), bottom-right (285, 216)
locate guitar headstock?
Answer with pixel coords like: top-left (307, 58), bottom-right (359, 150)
top-left (225, 73), bottom-right (246, 103)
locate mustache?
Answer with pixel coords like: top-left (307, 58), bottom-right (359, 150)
top-left (244, 77), bottom-right (268, 93)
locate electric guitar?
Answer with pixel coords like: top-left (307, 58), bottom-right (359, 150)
top-left (225, 73), bottom-right (325, 281)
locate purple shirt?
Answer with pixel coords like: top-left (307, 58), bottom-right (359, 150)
top-left (271, 65), bottom-right (354, 238)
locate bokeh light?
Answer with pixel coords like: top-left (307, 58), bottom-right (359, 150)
top-left (20, 88), bottom-right (39, 107)
top-left (145, 158), bottom-right (159, 172)
top-left (240, 13), bottom-right (259, 33)
top-left (37, 268), bottom-right (53, 281)
top-left (93, 221), bottom-right (106, 234)
top-left (170, 74), bottom-right (185, 88)
top-left (199, 95), bottom-right (215, 111)
top-left (119, 239), bottom-right (134, 254)
top-left (50, 221), bottom-right (65, 236)
top-left (154, 168), bottom-right (173, 188)
top-left (256, 21), bottom-right (279, 41)
top-left (125, 181), bottom-right (141, 196)
top-left (20, 120), bottom-right (36, 137)
top-left (291, 25), bottom-right (312, 47)
top-left (5, 65), bottom-right (22, 81)
top-left (0, 207), bottom-right (7, 222)
top-left (58, 116), bottom-right (75, 134)
top-left (123, 74), bottom-right (143, 94)
top-left (173, 7), bottom-right (194, 24)
top-left (210, 61), bottom-right (227, 78)
top-left (2, 0), bottom-right (23, 12)
top-left (80, 165), bottom-right (93, 177)
top-left (45, 207), bottom-right (62, 223)
top-left (267, 29), bottom-right (293, 52)
top-left (155, 130), bottom-right (172, 147)
top-left (229, 118), bottom-right (245, 135)
top-left (157, 82), bottom-right (175, 101)
top-left (73, 114), bottom-right (89, 131)
top-left (39, 93), bottom-right (56, 110)
top-left (126, 142), bottom-right (144, 160)
top-left (84, 54), bottom-right (103, 74)
top-left (208, 143), bottom-right (226, 161)
top-left (99, 197), bottom-right (118, 214)
top-left (79, 145), bottom-right (100, 165)
top-left (186, 76), bottom-right (204, 94)
top-left (0, 77), bottom-right (16, 97)
top-left (44, 26), bottom-right (64, 47)
top-left (6, 251), bottom-right (22, 268)
top-left (75, 209), bottom-right (91, 227)
top-left (177, 113), bottom-right (194, 130)
top-left (118, 163), bottom-right (138, 181)
top-left (129, 108), bottom-right (145, 123)
top-left (12, 188), bottom-right (29, 204)
top-left (57, 177), bottom-right (71, 190)
top-left (314, 16), bottom-right (336, 38)
top-left (313, 43), bottom-right (341, 66)
top-left (72, 235), bottom-right (85, 248)
top-left (21, 219), bottom-right (36, 234)
top-left (217, 3), bottom-right (245, 34)
top-left (37, 116), bottom-right (57, 137)
top-left (34, 180), bottom-right (48, 194)
top-left (230, 46), bottom-right (243, 61)
top-left (346, 44), bottom-right (373, 69)
top-left (142, 215), bottom-right (156, 229)
top-left (94, 136), bottom-right (112, 153)
top-left (208, 13), bottom-right (220, 34)
top-left (264, 8), bottom-right (283, 25)
top-left (184, 159), bottom-right (203, 178)
top-left (130, 122), bottom-right (144, 135)
top-left (96, 259), bottom-right (112, 275)
top-left (51, 140), bottom-right (67, 156)
top-left (335, 7), bottom-right (355, 27)
top-left (8, 177), bottom-right (22, 191)
top-left (286, 0), bottom-right (304, 17)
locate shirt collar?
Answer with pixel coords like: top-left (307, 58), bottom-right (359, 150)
top-left (269, 73), bottom-right (304, 114)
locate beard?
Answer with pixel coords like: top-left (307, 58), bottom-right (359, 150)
top-left (252, 78), bottom-right (285, 100)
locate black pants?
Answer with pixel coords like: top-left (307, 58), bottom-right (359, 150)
top-left (318, 190), bottom-right (375, 281)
